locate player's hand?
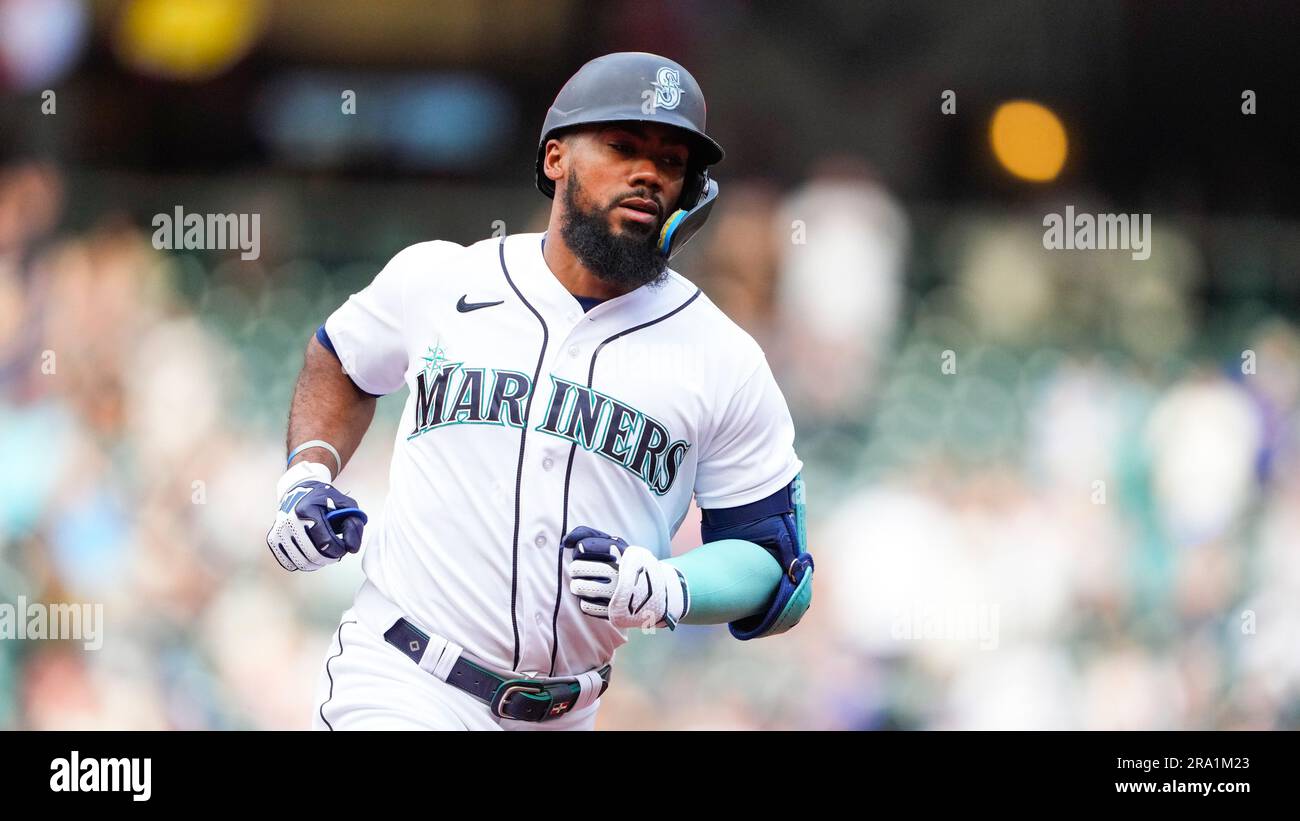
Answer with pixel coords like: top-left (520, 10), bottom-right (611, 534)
top-left (266, 462), bottom-right (368, 572)
top-left (562, 526), bottom-right (688, 631)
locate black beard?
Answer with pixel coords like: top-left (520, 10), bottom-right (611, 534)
top-left (559, 170), bottom-right (669, 292)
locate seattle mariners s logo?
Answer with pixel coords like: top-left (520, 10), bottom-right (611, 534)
top-left (651, 67), bottom-right (683, 110)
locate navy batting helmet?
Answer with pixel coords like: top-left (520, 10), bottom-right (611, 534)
top-left (535, 52), bottom-right (725, 258)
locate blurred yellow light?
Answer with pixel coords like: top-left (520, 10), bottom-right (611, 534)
top-left (989, 101), bottom-right (1068, 182)
top-left (115, 0), bottom-right (265, 82)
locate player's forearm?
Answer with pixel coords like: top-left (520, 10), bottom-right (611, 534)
top-left (285, 335), bottom-right (378, 475)
top-left (664, 539), bottom-right (782, 625)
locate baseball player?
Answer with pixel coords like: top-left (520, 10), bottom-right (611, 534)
top-left (267, 52), bottom-right (814, 730)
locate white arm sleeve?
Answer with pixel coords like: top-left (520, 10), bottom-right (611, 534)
top-left (323, 246), bottom-right (420, 396)
top-left (693, 356), bottom-right (803, 510)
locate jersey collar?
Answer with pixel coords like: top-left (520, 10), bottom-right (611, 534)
top-left (503, 232), bottom-right (694, 328)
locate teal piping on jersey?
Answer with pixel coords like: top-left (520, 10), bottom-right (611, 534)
top-left (665, 539), bottom-right (782, 625)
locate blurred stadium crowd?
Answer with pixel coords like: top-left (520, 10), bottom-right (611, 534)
top-left (3, 155), bottom-right (1298, 730)
top-left (2, 0), bottom-right (1299, 729)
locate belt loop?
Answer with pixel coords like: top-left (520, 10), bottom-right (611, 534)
top-left (572, 670), bottom-right (603, 712)
top-left (416, 634), bottom-right (449, 676)
top-left (431, 640), bottom-right (463, 680)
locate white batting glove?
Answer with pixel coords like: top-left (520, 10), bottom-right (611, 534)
top-left (562, 526), bottom-right (688, 631)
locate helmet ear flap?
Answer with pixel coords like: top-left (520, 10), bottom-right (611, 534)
top-left (676, 166), bottom-right (707, 212)
top-left (658, 175), bottom-right (718, 260)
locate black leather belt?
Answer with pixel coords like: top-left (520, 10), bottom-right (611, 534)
top-left (383, 618), bottom-right (611, 722)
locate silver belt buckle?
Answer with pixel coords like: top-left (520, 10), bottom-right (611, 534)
top-left (493, 681), bottom-right (547, 719)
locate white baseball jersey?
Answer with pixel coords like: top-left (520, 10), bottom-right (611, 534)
top-left (324, 231), bottom-right (802, 679)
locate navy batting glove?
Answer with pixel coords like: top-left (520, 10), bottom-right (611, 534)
top-left (268, 480), bottom-right (368, 572)
top-left (561, 526), bottom-right (628, 565)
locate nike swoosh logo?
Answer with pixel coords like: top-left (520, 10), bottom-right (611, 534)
top-left (457, 295), bottom-right (504, 313)
top-left (629, 568), bottom-right (652, 614)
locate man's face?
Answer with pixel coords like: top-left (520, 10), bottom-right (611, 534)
top-left (549, 123), bottom-right (692, 291)
top-left (562, 123), bottom-right (690, 235)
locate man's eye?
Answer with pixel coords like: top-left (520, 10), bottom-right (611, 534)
top-left (662, 156), bottom-right (685, 168)
top-left (609, 143), bottom-right (632, 153)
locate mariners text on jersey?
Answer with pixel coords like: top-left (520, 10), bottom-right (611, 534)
top-left (410, 365), bottom-right (692, 495)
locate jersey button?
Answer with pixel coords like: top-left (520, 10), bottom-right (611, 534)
top-left (535, 533), bottom-right (547, 548)
top-left (568, 345), bottom-right (580, 358)
top-left (542, 456), bottom-right (555, 471)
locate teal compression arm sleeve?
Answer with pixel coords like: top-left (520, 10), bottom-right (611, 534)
top-left (664, 539), bottom-right (782, 625)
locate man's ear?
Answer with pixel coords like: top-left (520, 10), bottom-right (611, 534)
top-left (543, 137), bottom-right (568, 186)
